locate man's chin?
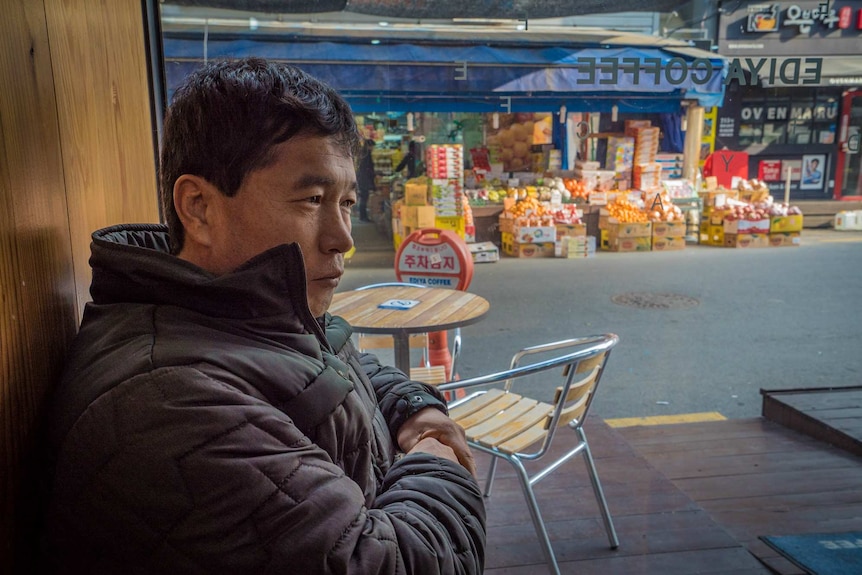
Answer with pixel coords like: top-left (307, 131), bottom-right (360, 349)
top-left (307, 291), bottom-right (333, 318)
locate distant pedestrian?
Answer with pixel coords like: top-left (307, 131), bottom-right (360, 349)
top-left (356, 138), bottom-right (376, 222)
top-left (395, 140), bottom-right (419, 179)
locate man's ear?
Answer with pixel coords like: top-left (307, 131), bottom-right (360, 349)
top-left (174, 175), bottom-right (216, 248)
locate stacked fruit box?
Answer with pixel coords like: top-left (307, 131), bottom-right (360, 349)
top-left (427, 144), bottom-right (466, 238)
top-left (768, 209), bottom-right (804, 247)
top-left (651, 221), bottom-right (687, 251)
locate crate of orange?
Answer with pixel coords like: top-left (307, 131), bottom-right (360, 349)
top-left (605, 198), bottom-right (652, 239)
top-left (562, 178), bottom-right (590, 202)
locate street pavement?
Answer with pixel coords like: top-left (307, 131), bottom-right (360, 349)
top-left (340, 220), bottom-right (862, 421)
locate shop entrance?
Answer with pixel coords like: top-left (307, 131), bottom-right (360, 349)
top-left (836, 89), bottom-right (862, 200)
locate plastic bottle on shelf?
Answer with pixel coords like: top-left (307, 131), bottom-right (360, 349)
top-left (550, 188), bottom-right (562, 211)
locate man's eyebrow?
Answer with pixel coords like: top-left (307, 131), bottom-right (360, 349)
top-left (294, 175), bottom-right (358, 192)
top-left (295, 174), bottom-right (336, 190)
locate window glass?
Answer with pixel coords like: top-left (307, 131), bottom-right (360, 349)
top-left (813, 97), bottom-right (839, 145)
top-left (788, 99), bottom-right (815, 145)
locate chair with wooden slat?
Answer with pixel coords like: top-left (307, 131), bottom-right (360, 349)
top-left (438, 334), bottom-right (620, 575)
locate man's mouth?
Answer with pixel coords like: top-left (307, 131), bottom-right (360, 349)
top-left (312, 271), bottom-right (343, 284)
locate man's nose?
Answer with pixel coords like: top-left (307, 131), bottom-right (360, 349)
top-left (322, 209), bottom-right (354, 254)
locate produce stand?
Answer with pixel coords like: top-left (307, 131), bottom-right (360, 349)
top-left (698, 178), bottom-right (805, 248)
top-left (392, 180), bottom-right (808, 256)
top-left (380, 111), bottom-right (808, 257)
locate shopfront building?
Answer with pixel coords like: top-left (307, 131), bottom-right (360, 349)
top-left (162, 23), bottom-right (726, 166)
top-left (717, 0), bottom-right (862, 199)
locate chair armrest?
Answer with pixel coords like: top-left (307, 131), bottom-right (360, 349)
top-left (437, 334), bottom-right (618, 394)
top-left (509, 335), bottom-right (617, 370)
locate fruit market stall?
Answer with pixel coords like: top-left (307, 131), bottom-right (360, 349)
top-left (699, 178), bottom-right (805, 248)
top-left (385, 121), bottom-right (813, 258)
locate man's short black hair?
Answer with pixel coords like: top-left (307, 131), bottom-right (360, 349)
top-left (160, 58), bottom-right (361, 253)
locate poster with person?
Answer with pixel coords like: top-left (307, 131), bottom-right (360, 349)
top-left (800, 154), bottom-right (826, 190)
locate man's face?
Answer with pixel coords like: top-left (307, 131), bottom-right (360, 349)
top-left (203, 134), bottom-right (356, 316)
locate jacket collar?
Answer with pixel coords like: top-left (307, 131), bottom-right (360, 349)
top-left (90, 224), bottom-right (326, 343)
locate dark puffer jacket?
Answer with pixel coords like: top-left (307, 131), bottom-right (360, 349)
top-left (45, 224), bottom-right (486, 574)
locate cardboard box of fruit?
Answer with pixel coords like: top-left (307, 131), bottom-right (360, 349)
top-left (768, 232), bottom-right (801, 247)
top-left (724, 233), bottom-right (769, 248)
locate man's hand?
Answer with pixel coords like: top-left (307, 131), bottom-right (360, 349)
top-left (407, 437), bottom-right (458, 465)
top-left (398, 407), bottom-right (477, 478)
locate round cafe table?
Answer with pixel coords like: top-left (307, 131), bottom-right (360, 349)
top-left (329, 285), bottom-right (490, 374)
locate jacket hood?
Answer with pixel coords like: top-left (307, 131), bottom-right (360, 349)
top-left (90, 224), bottom-right (316, 324)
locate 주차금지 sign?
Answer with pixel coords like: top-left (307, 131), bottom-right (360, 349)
top-left (395, 228), bottom-right (473, 290)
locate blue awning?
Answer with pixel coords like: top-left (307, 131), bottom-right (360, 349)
top-left (163, 37), bottom-right (726, 112)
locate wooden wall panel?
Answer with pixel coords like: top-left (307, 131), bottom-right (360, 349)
top-left (45, 0), bottom-right (160, 316)
top-left (0, 0), bottom-right (78, 568)
top-left (1, 0), bottom-right (159, 571)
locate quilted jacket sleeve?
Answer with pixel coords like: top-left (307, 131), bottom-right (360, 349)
top-left (357, 351), bottom-right (450, 439)
top-left (47, 366), bottom-right (485, 575)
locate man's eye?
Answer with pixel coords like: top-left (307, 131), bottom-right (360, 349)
top-left (342, 198), bottom-right (356, 208)
top-left (306, 196), bottom-right (322, 204)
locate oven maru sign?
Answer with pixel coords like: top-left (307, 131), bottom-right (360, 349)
top-left (740, 102), bottom-right (838, 121)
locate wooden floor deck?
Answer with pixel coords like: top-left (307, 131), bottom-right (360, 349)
top-left (481, 416), bottom-right (862, 574)
top-left (762, 386), bottom-right (862, 458)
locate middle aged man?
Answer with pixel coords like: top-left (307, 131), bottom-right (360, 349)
top-left (44, 58), bottom-right (486, 575)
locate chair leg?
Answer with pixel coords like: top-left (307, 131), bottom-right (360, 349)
top-left (483, 458), bottom-right (499, 497)
top-left (508, 456), bottom-right (560, 575)
top-left (450, 328), bottom-right (462, 378)
top-left (577, 427), bottom-right (619, 549)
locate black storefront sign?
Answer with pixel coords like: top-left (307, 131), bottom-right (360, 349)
top-left (716, 0), bottom-right (854, 199)
top-left (720, 0), bottom-right (862, 57)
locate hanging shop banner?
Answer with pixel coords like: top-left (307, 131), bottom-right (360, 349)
top-left (163, 37), bottom-right (727, 111)
top-left (395, 229), bottom-right (473, 290)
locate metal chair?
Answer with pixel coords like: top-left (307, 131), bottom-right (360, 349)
top-left (437, 334), bottom-right (620, 575)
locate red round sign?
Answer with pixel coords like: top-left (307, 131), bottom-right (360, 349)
top-left (395, 228), bottom-right (473, 290)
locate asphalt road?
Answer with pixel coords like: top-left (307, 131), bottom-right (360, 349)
top-left (340, 225), bottom-right (862, 420)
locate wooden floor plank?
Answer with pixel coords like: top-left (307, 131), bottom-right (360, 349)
top-left (636, 447), bottom-right (861, 479)
top-left (771, 388), bottom-right (862, 410)
top-left (478, 418), bottom-right (769, 573)
top-left (623, 421), bottom-right (827, 452)
top-left (798, 406), bottom-right (862, 419)
top-left (486, 513), bottom-right (740, 569)
top-left (485, 547), bottom-right (772, 574)
top-left (620, 418), bottom-right (781, 443)
top-left (762, 387), bottom-right (862, 457)
top-left (617, 415), bottom-right (862, 575)
top-left (478, 411), bottom-right (862, 574)
top-left (671, 464), bottom-right (862, 500)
